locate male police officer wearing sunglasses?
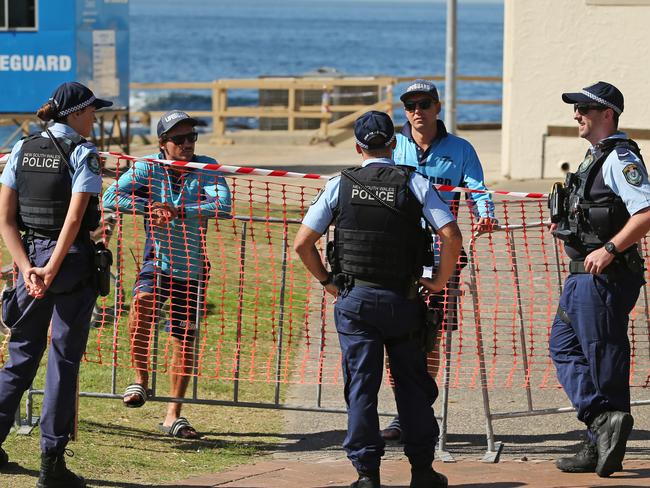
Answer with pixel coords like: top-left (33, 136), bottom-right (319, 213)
top-left (294, 111), bottom-right (462, 488)
top-left (549, 82), bottom-right (650, 477)
top-left (103, 110), bottom-right (231, 438)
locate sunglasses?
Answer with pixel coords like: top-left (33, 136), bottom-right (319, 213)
top-left (404, 99), bottom-right (434, 112)
top-left (573, 103), bottom-right (607, 116)
top-left (165, 132), bottom-right (198, 145)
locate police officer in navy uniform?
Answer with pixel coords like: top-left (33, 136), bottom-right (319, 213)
top-left (294, 111), bottom-right (462, 488)
top-left (0, 81), bottom-right (111, 487)
top-left (549, 81), bottom-right (650, 478)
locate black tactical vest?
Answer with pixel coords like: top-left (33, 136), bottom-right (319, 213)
top-left (15, 134), bottom-right (100, 235)
top-left (331, 164), bottom-right (428, 289)
top-left (556, 138), bottom-right (643, 259)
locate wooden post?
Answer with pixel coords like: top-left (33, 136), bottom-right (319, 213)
top-left (386, 82), bottom-right (394, 119)
top-left (287, 87), bottom-right (296, 132)
top-left (212, 82), bottom-right (225, 138)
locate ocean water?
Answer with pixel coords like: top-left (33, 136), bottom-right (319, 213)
top-left (1, 1), bottom-right (503, 147)
top-left (130, 0), bottom-right (503, 126)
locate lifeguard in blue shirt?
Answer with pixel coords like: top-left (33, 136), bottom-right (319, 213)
top-left (393, 79), bottom-right (495, 225)
top-left (102, 110), bottom-right (231, 440)
top-left (381, 80), bottom-right (497, 443)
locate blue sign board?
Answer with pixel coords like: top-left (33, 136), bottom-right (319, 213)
top-left (0, 0), bottom-right (129, 113)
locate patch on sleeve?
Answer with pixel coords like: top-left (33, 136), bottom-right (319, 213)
top-left (311, 188), bottom-right (325, 205)
top-left (86, 153), bottom-right (101, 175)
top-left (623, 163), bottom-right (643, 187)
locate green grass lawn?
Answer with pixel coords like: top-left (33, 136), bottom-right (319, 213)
top-left (0, 180), bottom-right (325, 487)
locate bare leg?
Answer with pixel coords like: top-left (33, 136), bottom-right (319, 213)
top-left (123, 292), bottom-right (156, 403)
top-left (163, 335), bottom-right (194, 426)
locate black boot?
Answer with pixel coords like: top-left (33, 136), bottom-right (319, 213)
top-left (556, 439), bottom-right (598, 473)
top-left (36, 451), bottom-right (86, 488)
top-left (350, 469), bottom-right (380, 488)
top-left (0, 446), bottom-right (8, 469)
top-left (591, 410), bottom-right (634, 478)
top-left (410, 466), bottom-right (448, 488)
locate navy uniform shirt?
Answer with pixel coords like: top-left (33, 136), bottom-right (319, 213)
top-left (303, 157), bottom-right (455, 234)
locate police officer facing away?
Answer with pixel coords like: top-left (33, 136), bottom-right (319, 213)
top-left (294, 111), bottom-right (462, 488)
top-left (0, 82), bottom-right (111, 487)
top-left (549, 81), bottom-right (650, 477)
top-left (382, 79), bottom-right (497, 441)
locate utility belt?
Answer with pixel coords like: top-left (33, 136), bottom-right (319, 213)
top-left (569, 247), bottom-right (645, 278)
top-left (24, 228), bottom-right (62, 240)
top-left (335, 273), bottom-right (420, 299)
top-left (22, 228), bottom-right (113, 297)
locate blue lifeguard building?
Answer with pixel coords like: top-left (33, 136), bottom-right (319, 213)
top-left (0, 0), bottom-right (129, 113)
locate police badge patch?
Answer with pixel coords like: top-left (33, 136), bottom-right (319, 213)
top-left (623, 163), bottom-right (643, 186)
top-left (86, 153), bottom-right (101, 175)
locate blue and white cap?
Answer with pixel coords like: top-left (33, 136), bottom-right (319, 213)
top-left (354, 110), bottom-right (395, 150)
top-left (49, 82), bottom-right (113, 118)
top-left (400, 79), bottom-right (440, 102)
top-left (562, 81), bottom-right (624, 115)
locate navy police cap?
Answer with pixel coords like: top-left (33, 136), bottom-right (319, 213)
top-left (157, 110), bottom-right (199, 137)
top-left (49, 82), bottom-right (113, 118)
top-left (354, 110), bottom-right (395, 150)
top-left (400, 79), bottom-right (440, 102)
top-left (562, 81), bottom-right (624, 115)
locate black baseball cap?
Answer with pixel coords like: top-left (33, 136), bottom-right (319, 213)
top-left (49, 82), bottom-right (113, 118)
top-left (562, 81), bottom-right (624, 114)
top-left (354, 110), bottom-right (395, 150)
top-left (157, 110), bottom-right (199, 137)
top-left (400, 79), bottom-right (440, 102)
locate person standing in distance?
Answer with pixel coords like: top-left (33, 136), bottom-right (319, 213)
top-left (294, 111), bottom-right (462, 488)
top-left (0, 82), bottom-right (112, 488)
top-left (550, 81), bottom-right (650, 477)
top-left (382, 79), bottom-right (497, 441)
top-left (103, 110), bottom-right (231, 439)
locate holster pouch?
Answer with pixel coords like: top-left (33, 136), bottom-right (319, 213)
top-left (422, 302), bottom-right (443, 353)
top-left (94, 242), bottom-right (113, 297)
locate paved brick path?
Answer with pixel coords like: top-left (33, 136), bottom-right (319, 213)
top-left (170, 459), bottom-right (650, 487)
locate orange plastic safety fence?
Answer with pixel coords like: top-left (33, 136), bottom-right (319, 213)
top-left (0, 159), bottom-right (649, 400)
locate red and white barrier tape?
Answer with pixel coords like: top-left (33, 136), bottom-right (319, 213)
top-left (0, 151), bottom-right (549, 199)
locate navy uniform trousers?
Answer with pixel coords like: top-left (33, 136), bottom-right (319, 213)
top-left (0, 237), bottom-right (96, 455)
top-left (334, 285), bottom-right (437, 473)
top-left (549, 272), bottom-right (644, 428)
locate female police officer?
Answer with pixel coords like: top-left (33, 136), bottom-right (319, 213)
top-left (0, 81), bottom-right (111, 488)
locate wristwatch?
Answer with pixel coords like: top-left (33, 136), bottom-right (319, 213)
top-left (604, 241), bottom-right (620, 256)
top-left (319, 272), bottom-right (333, 287)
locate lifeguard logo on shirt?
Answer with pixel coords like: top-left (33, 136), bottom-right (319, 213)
top-left (20, 152), bottom-right (61, 173)
top-left (350, 184), bottom-right (397, 207)
top-left (623, 163), bottom-right (643, 187)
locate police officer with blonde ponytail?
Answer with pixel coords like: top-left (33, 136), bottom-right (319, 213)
top-left (0, 81), bottom-right (112, 487)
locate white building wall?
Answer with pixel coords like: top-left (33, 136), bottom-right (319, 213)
top-left (501, 0), bottom-right (650, 180)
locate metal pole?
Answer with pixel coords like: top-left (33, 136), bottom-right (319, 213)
top-left (192, 276), bottom-right (203, 400)
top-left (233, 222), bottom-right (248, 403)
top-left (508, 233), bottom-right (534, 411)
top-left (274, 227), bottom-right (289, 404)
top-left (444, 0), bottom-right (458, 132)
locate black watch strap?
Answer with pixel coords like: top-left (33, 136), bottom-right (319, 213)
top-left (604, 241), bottom-right (620, 256)
top-left (319, 272), bottom-right (333, 287)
